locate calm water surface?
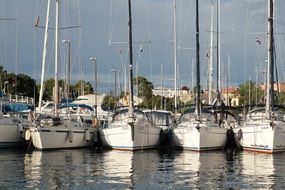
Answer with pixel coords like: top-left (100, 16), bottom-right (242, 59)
top-left (0, 148), bottom-right (285, 189)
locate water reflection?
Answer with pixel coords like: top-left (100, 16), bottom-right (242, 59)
top-left (172, 150), bottom-right (285, 189)
top-left (24, 151), bottom-right (42, 188)
top-left (239, 152), bottom-right (285, 189)
top-left (0, 149), bottom-right (26, 189)
top-left (1, 149), bottom-right (285, 189)
top-left (98, 150), bottom-right (133, 189)
top-left (172, 150), bottom-right (234, 189)
top-left (23, 149), bottom-right (101, 189)
top-left (98, 149), bottom-right (172, 189)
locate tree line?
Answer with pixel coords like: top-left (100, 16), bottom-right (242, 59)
top-left (1, 66), bottom-right (284, 111)
top-left (0, 66), bottom-right (93, 103)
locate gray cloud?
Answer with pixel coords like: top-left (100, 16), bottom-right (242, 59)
top-left (0, 0), bottom-right (284, 93)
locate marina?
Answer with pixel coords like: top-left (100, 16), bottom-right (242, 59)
top-left (1, 0), bottom-right (285, 189)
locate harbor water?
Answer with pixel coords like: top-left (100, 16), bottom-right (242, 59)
top-left (1, 148), bottom-right (285, 189)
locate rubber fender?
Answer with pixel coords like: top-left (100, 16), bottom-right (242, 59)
top-left (237, 129), bottom-right (243, 141)
top-left (25, 129), bottom-right (31, 141)
top-left (68, 130), bottom-right (73, 143)
top-left (85, 129), bottom-right (90, 141)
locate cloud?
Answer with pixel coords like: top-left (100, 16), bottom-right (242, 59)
top-left (1, 0), bottom-right (285, 93)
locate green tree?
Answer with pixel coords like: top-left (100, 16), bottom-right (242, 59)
top-left (15, 73), bottom-right (38, 97)
top-left (39, 78), bottom-right (65, 101)
top-left (238, 80), bottom-right (264, 106)
top-left (150, 95), bottom-right (163, 110)
top-left (149, 95), bottom-right (179, 113)
top-left (133, 76), bottom-right (154, 108)
top-left (134, 76), bottom-right (153, 99)
top-left (166, 97), bottom-right (176, 112)
top-left (74, 80), bottom-right (94, 96)
top-left (101, 95), bottom-right (116, 111)
top-left (271, 90), bottom-right (285, 105)
top-left (0, 68), bottom-right (37, 100)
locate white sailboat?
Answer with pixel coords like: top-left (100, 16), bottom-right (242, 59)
top-left (172, 0), bottom-right (228, 151)
top-left (234, 0), bottom-right (285, 153)
top-left (0, 114), bottom-right (27, 148)
top-left (99, 0), bottom-right (162, 150)
top-left (25, 0), bottom-right (97, 150)
top-left (0, 93), bottom-right (33, 149)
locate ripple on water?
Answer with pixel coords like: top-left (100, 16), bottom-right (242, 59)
top-left (1, 148), bottom-right (285, 189)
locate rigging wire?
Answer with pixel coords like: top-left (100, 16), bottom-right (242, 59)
top-left (109, 0), bottom-right (113, 46)
top-left (109, 0), bottom-right (121, 46)
top-left (108, 0), bottom-right (114, 108)
top-left (273, 1), bottom-right (284, 105)
top-left (163, 0), bottom-right (174, 89)
top-left (243, 0), bottom-right (251, 88)
top-left (75, 0), bottom-right (82, 88)
top-left (15, 0), bottom-right (18, 95)
top-left (145, 1), bottom-right (154, 109)
top-left (178, 0), bottom-right (196, 91)
top-left (178, 0), bottom-right (192, 50)
top-left (0, 1), bottom-right (19, 94)
top-left (135, 44), bottom-right (143, 97)
top-left (274, 1), bottom-right (285, 84)
top-left (0, 1), bottom-right (2, 71)
top-left (33, 0), bottom-right (39, 108)
top-left (2, 1), bottom-right (8, 70)
top-left (108, 0), bottom-right (126, 106)
top-left (74, 18), bottom-right (81, 97)
top-left (118, 47), bottom-right (127, 93)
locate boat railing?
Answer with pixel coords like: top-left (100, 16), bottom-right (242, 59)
top-left (271, 112), bottom-right (285, 122)
top-left (247, 111), bottom-right (266, 121)
top-left (5, 94), bottom-right (34, 105)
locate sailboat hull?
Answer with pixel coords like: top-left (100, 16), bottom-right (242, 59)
top-left (234, 120), bottom-right (285, 153)
top-left (172, 122), bottom-right (227, 151)
top-left (27, 126), bottom-right (97, 150)
top-left (0, 119), bottom-right (24, 148)
top-left (100, 121), bottom-right (161, 150)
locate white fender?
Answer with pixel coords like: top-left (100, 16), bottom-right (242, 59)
top-left (85, 130), bottom-right (90, 141)
top-left (25, 129), bottom-right (31, 141)
top-left (68, 130), bottom-right (73, 143)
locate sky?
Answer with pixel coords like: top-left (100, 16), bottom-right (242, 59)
top-left (0, 0), bottom-right (285, 94)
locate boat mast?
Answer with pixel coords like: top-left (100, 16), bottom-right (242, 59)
top-left (173, 0), bottom-right (178, 115)
top-left (265, 0), bottom-right (274, 117)
top-left (195, 0), bottom-right (201, 117)
top-left (161, 64), bottom-right (164, 110)
top-left (216, 0), bottom-right (221, 101)
top-left (38, 0), bottom-right (51, 113)
top-left (54, 0), bottom-right (61, 117)
top-left (208, 1), bottom-right (214, 104)
top-left (128, 0), bottom-right (134, 115)
top-left (63, 40), bottom-right (71, 99)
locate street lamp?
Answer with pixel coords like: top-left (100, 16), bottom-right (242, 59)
top-left (111, 69), bottom-right (118, 98)
top-left (3, 81), bottom-right (9, 94)
top-left (62, 40), bottom-right (71, 99)
top-left (89, 57), bottom-right (97, 118)
top-left (117, 70), bottom-right (122, 96)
